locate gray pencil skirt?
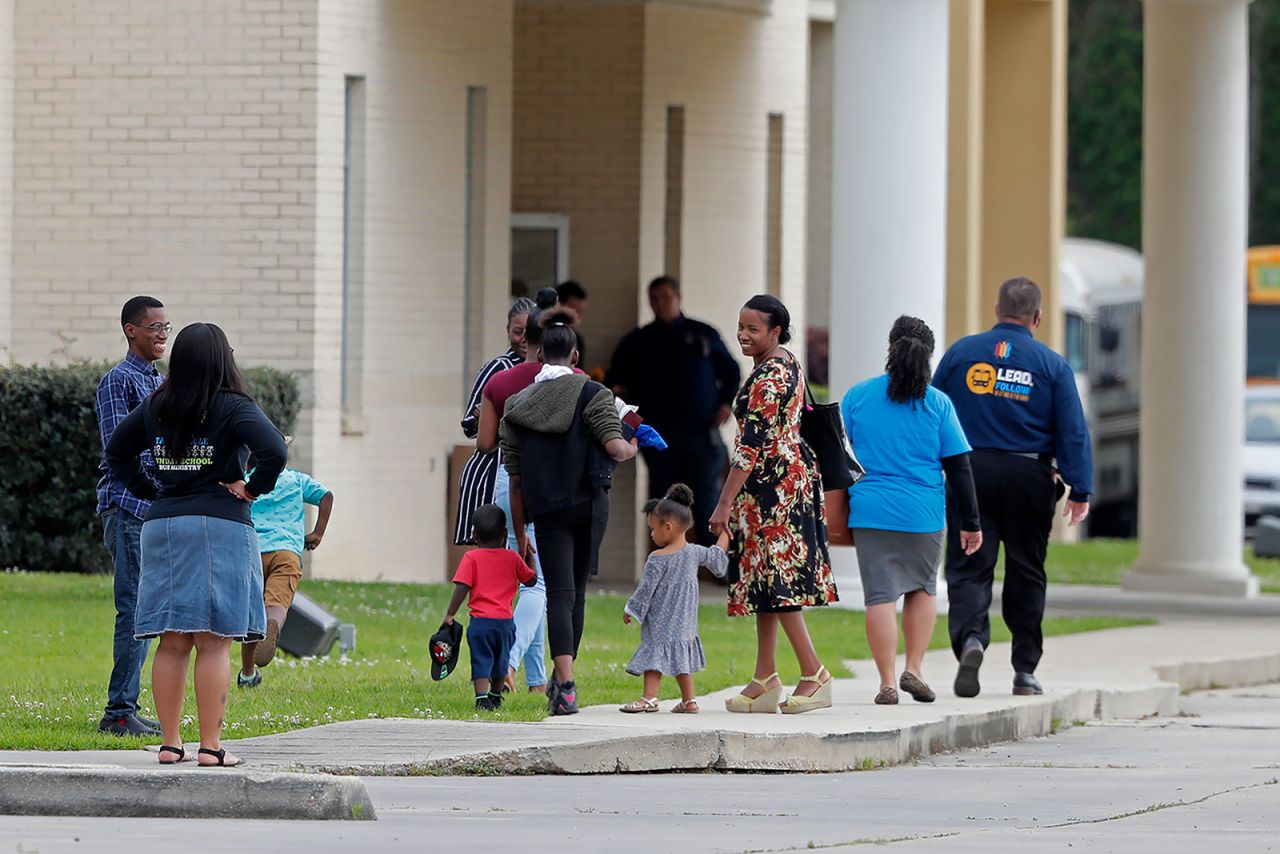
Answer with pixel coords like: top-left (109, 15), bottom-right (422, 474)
top-left (852, 528), bottom-right (945, 607)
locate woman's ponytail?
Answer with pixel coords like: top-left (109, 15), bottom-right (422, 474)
top-left (885, 315), bottom-right (935, 405)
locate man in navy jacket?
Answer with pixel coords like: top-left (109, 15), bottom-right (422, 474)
top-left (933, 277), bottom-right (1092, 699)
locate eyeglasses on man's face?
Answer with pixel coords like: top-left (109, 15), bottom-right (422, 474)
top-left (134, 322), bottom-right (173, 335)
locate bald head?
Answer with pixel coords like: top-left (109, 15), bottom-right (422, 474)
top-left (996, 277), bottom-right (1042, 326)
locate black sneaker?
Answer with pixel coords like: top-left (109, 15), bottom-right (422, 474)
top-left (954, 638), bottom-right (984, 698)
top-left (98, 714), bottom-right (161, 737)
top-left (545, 680), bottom-right (561, 713)
top-left (486, 691), bottom-right (503, 709)
top-left (136, 714), bottom-right (161, 730)
top-left (476, 695), bottom-right (497, 711)
top-left (549, 680), bottom-right (579, 716)
top-left (1013, 672), bottom-right (1043, 696)
top-left (237, 668), bottom-right (262, 689)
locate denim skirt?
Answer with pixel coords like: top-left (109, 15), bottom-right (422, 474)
top-left (135, 515), bottom-right (267, 642)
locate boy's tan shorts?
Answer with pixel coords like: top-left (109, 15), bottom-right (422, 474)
top-left (262, 550), bottom-right (303, 611)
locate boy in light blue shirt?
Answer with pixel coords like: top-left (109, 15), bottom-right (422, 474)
top-left (238, 437), bottom-right (335, 688)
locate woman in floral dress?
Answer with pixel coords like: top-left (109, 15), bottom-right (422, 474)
top-left (710, 295), bottom-right (838, 714)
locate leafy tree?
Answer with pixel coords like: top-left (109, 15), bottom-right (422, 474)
top-left (1067, 0), bottom-right (1280, 248)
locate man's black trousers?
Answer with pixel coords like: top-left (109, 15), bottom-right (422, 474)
top-left (945, 450), bottom-right (1057, 675)
top-left (641, 429), bottom-right (725, 546)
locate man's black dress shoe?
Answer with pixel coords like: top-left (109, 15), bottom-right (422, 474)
top-left (954, 638), bottom-right (984, 698)
top-left (1013, 672), bottom-right (1044, 696)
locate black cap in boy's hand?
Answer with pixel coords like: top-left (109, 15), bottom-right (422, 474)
top-left (429, 619), bottom-right (463, 681)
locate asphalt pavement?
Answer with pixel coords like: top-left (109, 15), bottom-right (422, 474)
top-left (2, 684), bottom-right (1277, 852)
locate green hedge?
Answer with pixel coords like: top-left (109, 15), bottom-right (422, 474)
top-left (0, 362), bottom-right (300, 573)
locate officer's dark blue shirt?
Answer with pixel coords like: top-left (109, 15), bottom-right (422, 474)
top-left (932, 322), bottom-right (1092, 501)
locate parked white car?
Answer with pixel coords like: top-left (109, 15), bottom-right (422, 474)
top-left (1244, 386), bottom-right (1280, 537)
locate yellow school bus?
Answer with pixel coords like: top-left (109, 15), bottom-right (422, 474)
top-left (1248, 247), bottom-right (1280, 384)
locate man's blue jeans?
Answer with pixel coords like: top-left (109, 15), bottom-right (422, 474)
top-left (101, 509), bottom-right (152, 719)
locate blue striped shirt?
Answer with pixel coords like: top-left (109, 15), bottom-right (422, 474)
top-left (95, 353), bottom-right (163, 518)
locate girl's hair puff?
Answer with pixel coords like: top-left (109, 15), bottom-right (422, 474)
top-left (642, 483), bottom-right (695, 531)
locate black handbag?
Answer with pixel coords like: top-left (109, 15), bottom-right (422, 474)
top-left (799, 381), bottom-right (865, 492)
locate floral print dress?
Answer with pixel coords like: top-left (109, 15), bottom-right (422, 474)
top-left (727, 355), bottom-right (838, 616)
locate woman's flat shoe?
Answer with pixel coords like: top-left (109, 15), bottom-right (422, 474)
top-left (780, 666), bottom-right (833, 715)
top-left (725, 672), bottom-right (783, 713)
top-left (197, 747), bottom-right (243, 768)
top-left (874, 686), bottom-right (899, 705)
top-left (899, 671), bottom-right (935, 703)
top-left (158, 744), bottom-right (189, 764)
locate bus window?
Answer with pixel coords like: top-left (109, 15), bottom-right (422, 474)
top-left (1065, 312), bottom-right (1087, 373)
top-left (1247, 303), bottom-right (1280, 382)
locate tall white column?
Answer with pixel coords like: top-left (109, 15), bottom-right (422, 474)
top-left (1125, 0), bottom-right (1258, 597)
top-left (829, 0), bottom-right (950, 605)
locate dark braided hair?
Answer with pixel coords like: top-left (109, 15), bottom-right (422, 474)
top-left (885, 315), bottom-right (935, 405)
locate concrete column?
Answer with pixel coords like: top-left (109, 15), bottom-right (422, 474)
top-left (1125, 0), bottom-right (1258, 597)
top-left (830, 0), bottom-right (949, 391)
top-left (830, 0), bottom-right (950, 603)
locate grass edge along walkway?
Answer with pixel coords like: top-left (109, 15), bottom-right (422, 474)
top-left (0, 571), bottom-right (1148, 752)
top-left (1039, 539), bottom-right (1280, 592)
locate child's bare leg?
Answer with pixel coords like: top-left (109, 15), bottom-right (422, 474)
top-left (240, 641), bottom-right (256, 676)
top-left (675, 673), bottom-right (696, 703)
top-left (473, 678), bottom-right (490, 696)
top-left (642, 670), bottom-right (662, 699)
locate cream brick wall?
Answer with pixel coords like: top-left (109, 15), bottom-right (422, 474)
top-left (513, 0), bottom-right (646, 584)
top-left (640, 1), bottom-right (810, 346)
top-left (10, 0), bottom-right (320, 369)
top-left (306, 0), bottom-right (514, 582)
top-left (0, 0), bottom-right (12, 362)
top-left (6, 0), bottom-right (512, 584)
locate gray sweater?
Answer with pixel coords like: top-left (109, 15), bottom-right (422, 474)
top-left (500, 374), bottom-right (622, 479)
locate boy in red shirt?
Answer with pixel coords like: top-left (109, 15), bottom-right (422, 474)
top-left (445, 504), bottom-right (537, 710)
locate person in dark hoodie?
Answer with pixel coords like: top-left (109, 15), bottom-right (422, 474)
top-left (501, 306), bottom-right (639, 715)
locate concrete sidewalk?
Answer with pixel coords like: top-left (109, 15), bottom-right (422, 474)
top-left (5, 619), bottom-right (1278, 779)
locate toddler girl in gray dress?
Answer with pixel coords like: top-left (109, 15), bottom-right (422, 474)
top-left (621, 484), bottom-right (729, 714)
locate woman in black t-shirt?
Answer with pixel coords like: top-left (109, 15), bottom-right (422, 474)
top-left (107, 323), bottom-right (286, 768)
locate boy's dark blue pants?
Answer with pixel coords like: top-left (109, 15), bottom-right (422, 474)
top-left (467, 617), bottom-right (516, 684)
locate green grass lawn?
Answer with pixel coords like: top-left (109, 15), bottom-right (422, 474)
top-left (1033, 539), bottom-right (1280, 593)
top-left (0, 571), bottom-right (1144, 751)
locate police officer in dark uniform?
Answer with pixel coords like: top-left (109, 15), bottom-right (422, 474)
top-left (607, 275), bottom-right (741, 545)
top-left (932, 277), bottom-right (1092, 698)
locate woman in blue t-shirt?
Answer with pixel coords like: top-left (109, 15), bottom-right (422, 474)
top-left (840, 316), bottom-right (982, 706)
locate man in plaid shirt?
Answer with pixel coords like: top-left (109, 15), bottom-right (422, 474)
top-left (95, 295), bottom-right (168, 737)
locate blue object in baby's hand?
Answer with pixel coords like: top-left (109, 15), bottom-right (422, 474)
top-left (635, 424), bottom-right (668, 450)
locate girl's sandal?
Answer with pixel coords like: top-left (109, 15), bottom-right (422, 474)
top-left (671, 700), bottom-right (699, 714)
top-left (620, 697), bottom-right (660, 714)
top-left (197, 747), bottom-right (243, 768)
top-left (158, 745), bottom-right (189, 765)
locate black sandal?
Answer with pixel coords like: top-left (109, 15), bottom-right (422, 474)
top-left (158, 745), bottom-right (186, 764)
top-left (197, 747), bottom-right (243, 768)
